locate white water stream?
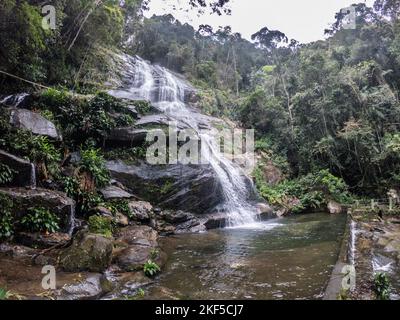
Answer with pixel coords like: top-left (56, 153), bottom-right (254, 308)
top-left (110, 55), bottom-right (259, 226)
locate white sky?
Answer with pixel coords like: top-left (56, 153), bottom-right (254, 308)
top-left (145, 0), bottom-right (375, 43)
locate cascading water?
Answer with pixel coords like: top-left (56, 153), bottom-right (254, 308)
top-left (110, 55), bottom-right (259, 227)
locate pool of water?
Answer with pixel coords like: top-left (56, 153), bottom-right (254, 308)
top-left (147, 212), bottom-right (347, 300)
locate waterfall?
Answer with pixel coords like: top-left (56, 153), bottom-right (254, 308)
top-left (68, 206), bottom-right (76, 236)
top-left (110, 55), bottom-right (258, 226)
top-left (349, 220), bottom-right (357, 265)
top-left (30, 163), bottom-right (37, 189)
top-left (0, 93), bottom-right (29, 108)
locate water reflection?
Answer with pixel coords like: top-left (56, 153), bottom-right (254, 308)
top-left (149, 212), bottom-right (346, 300)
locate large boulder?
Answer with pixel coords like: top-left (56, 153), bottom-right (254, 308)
top-left (59, 231), bottom-right (113, 272)
top-left (9, 108), bottom-right (61, 140)
top-left (113, 225), bottom-right (164, 272)
top-left (327, 200), bottom-right (344, 214)
top-left (106, 160), bottom-right (224, 214)
top-left (115, 225), bottom-right (158, 247)
top-left (128, 200), bottom-right (153, 222)
top-left (0, 149), bottom-right (36, 188)
top-left (0, 188), bottom-right (75, 232)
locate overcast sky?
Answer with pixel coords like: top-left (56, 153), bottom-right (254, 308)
top-left (145, 0), bottom-right (375, 43)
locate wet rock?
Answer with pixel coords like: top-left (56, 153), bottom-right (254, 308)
top-left (327, 200), bottom-right (344, 214)
top-left (156, 222), bottom-right (176, 235)
top-left (106, 128), bottom-right (148, 147)
top-left (135, 114), bottom-right (173, 127)
top-left (106, 160), bottom-right (225, 214)
top-left (256, 203), bottom-right (275, 219)
top-left (114, 245), bottom-right (154, 271)
top-left (102, 272), bottom-right (154, 300)
top-left (0, 188), bottom-right (75, 232)
top-left (0, 149), bottom-right (36, 188)
top-left (99, 185), bottom-right (134, 200)
top-left (127, 201), bottom-right (153, 222)
top-left (115, 225), bottom-right (158, 247)
top-left (15, 232), bottom-right (71, 249)
top-left (175, 218), bottom-right (205, 234)
top-left (113, 225), bottom-right (164, 271)
top-left (202, 213), bottom-right (227, 230)
top-left (56, 273), bottom-right (111, 300)
top-left (59, 231), bottom-right (113, 272)
top-left (115, 212), bottom-right (129, 227)
top-left (0, 243), bottom-right (37, 260)
top-left (9, 108), bottom-right (61, 140)
top-left (159, 210), bottom-right (193, 224)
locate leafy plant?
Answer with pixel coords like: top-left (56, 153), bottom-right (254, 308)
top-left (143, 260), bottom-right (161, 277)
top-left (79, 148), bottom-right (110, 188)
top-left (105, 199), bottom-right (131, 218)
top-left (20, 207), bottom-right (60, 233)
top-left (0, 163), bottom-right (16, 185)
top-left (61, 176), bottom-right (103, 214)
top-left (88, 215), bottom-right (113, 237)
top-left (0, 194), bottom-right (14, 239)
top-left (0, 287), bottom-right (9, 300)
top-left (373, 272), bottom-right (391, 300)
top-left (150, 249), bottom-right (159, 260)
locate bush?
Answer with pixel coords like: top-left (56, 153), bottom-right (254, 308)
top-left (0, 163), bottom-right (16, 185)
top-left (0, 194), bottom-right (14, 239)
top-left (20, 207), bottom-right (60, 233)
top-left (143, 260), bottom-right (161, 277)
top-left (104, 199), bottom-right (131, 218)
top-left (374, 272), bottom-right (391, 300)
top-left (61, 176), bottom-right (103, 214)
top-left (254, 166), bottom-right (352, 213)
top-left (88, 215), bottom-right (113, 237)
top-left (79, 148), bottom-right (110, 188)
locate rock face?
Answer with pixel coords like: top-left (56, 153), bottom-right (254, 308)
top-left (327, 200), bottom-right (344, 214)
top-left (0, 150), bottom-right (36, 188)
top-left (0, 188), bottom-right (75, 232)
top-left (59, 231), bottom-right (113, 272)
top-left (9, 108), bottom-right (61, 140)
top-left (256, 202), bottom-right (275, 219)
top-left (99, 185), bottom-right (134, 200)
top-left (106, 160), bottom-right (224, 214)
top-left (202, 213), bottom-right (227, 230)
top-left (106, 128), bottom-right (148, 147)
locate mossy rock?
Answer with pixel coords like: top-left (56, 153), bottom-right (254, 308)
top-left (59, 231), bottom-right (113, 272)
